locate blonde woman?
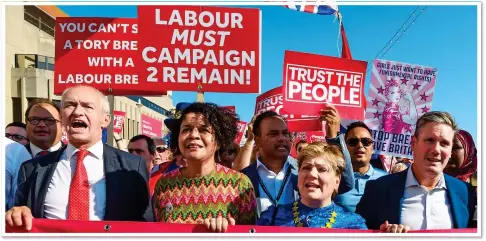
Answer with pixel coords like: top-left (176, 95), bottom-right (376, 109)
top-left (257, 142), bottom-right (366, 229)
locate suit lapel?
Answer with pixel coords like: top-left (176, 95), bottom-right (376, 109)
top-left (34, 146), bottom-right (66, 217)
top-left (103, 145), bottom-right (119, 220)
top-left (445, 175), bottom-right (466, 228)
top-left (386, 170), bottom-right (407, 225)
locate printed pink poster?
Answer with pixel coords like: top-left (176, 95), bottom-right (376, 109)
top-left (113, 111), bottom-right (126, 134)
top-left (141, 114), bottom-right (163, 138)
top-left (364, 59), bottom-right (437, 158)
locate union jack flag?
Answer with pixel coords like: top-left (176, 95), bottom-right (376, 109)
top-left (284, 4), bottom-right (338, 15)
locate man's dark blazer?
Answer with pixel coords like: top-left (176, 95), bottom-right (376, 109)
top-left (24, 142), bottom-right (67, 158)
top-left (15, 144), bottom-right (154, 222)
top-left (356, 169), bottom-right (476, 230)
top-left (241, 133), bottom-right (354, 202)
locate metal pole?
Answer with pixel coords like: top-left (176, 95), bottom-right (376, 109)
top-left (196, 84), bottom-right (204, 103)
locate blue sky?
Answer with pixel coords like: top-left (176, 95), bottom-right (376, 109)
top-left (58, 4), bottom-right (478, 142)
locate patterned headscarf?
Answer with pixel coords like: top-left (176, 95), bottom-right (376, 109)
top-left (454, 130), bottom-right (477, 182)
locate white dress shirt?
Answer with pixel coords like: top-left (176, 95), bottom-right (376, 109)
top-left (255, 157), bottom-right (296, 215)
top-left (30, 141), bottom-right (63, 158)
top-left (44, 140), bottom-right (106, 220)
top-left (400, 166), bottom-right (453, 230)
top-left (5, 138), bottom-right (32, 209)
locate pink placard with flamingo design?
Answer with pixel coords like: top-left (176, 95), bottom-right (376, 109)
top-left (364, 59), bottom-right (437, 158)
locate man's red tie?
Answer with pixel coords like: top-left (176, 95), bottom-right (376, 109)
top-left (36, 151), bottom-right (49, 157)
top-left (68, 149), bottom-right (90, 220)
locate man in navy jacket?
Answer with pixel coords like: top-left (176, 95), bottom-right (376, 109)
top-left (356, 111), bottom-right (476, 232)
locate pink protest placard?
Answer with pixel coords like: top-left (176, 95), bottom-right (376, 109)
top-left (364, 59), bottom-right (437, 158)
top-left (234, 121), bottom-right (247, 144)
top-left (137, 6), bottom-right (261, 93)
top-left (282, 50), bottom-right (367, 120)
top-left (113, 111), bottom-right (126, 134)
top-left (306, 131), bottom-right (326, 143)
top-left (254, 86), bottom-right (322, 132)
top-left (141, 114), bottom-right (163, 138)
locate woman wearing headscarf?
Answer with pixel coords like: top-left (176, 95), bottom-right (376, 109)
top-left (257, 142), bottom-right (366, 229)
top-left (444, 129), bottom-right (477, 190)
top-left (152, 102), bottom-right (257, 232)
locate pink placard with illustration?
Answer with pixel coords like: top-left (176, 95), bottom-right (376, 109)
top-left (364, 59), bottom-right (437, 158)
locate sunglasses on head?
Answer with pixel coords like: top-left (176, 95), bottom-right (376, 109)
top-left (346, 137), bottom-right (373, 147)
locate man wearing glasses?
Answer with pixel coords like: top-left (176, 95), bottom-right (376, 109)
top-left (24, 99), bottom-right (64, 158)
top-left (334, 121), bottom-right (387, 212)
top-left (5, 122), bottom-right (29, 145)
top-left (153, 138), bottom-right (171, 165)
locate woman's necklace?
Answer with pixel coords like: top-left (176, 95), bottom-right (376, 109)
top-left (292, 201), bottom-right (337, 228)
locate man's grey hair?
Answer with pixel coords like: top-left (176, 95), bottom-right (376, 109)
top-left (61, 85), bottom-right (110, 115)
top-left (414, 111), bottom-right (458, 137)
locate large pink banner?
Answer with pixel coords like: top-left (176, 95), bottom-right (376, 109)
top-left (6, 219), bottom-right (477, 234)
top-left (141, 114), bottom-right (163, 138)
top-left (364, 59), bottom-right (437, 158)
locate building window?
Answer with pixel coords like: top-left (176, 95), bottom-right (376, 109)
top-left (15, 54), bottom-right (54, 70)
top-left (24, 6), bottom-right (56, 37)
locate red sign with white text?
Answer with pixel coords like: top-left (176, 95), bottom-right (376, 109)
top-left (54, 17), bottom-right (166, 95)
top-left (283, 50), bottom-right (367, 120)
top-left (234, 121), bottom-right (247, 144)
top-left (141, 114), bottom-right (163, 138)
top-left (254, 86), bottom-right (323, 132)
top-left (112, 110), bottom-right (126, 134)
top-left (61, 131), bottom-right (68, 144)
top-left (290, 131), bottom-right (326, 158)
top-left (137, 6), bottom-right (261, 93)
top-left (306, 131), bottom-right (326, 143)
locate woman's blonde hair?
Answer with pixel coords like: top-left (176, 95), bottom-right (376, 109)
top-left (297, 142), bottom-right (345, 176)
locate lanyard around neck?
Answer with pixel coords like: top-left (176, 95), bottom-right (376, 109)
top-left (257, 166), bottom-right (292, 206)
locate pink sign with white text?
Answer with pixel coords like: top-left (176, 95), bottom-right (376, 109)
top-left (113, 111), bottom-right (126, 134)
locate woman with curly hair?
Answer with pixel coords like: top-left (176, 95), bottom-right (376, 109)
top-left (152, 102), bottom-right (257, 232)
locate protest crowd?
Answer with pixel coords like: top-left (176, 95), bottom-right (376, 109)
top-left (3, 4), bottom-right (478, 235)
top-left (4, 85), bottom-right (478, 233)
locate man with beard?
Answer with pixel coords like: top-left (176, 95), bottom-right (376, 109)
top-left (334, 121), bottom-right (388, 212)
top-left (241, 106), bottom-right (354, 219)
top-left (23, 99), bottom-right (64, 158)
top-left (6, 85), bottom-right (153, 231)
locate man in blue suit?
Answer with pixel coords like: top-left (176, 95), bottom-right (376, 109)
top-left (356, 111), bottom-right (476, 232)
top-left (6, 85), bottom-right (153, 231)
top-left (241, 104), bottom-right (354, 220)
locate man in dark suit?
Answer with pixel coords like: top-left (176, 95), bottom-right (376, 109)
top-left (356, 111), bottom-right (476, 232)
top-left (6, 85), bottom-right (153, 231)
top-left (241, 104), bottom-right (354, 220)
top-left (23, 98), bottom-right (65, 158)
